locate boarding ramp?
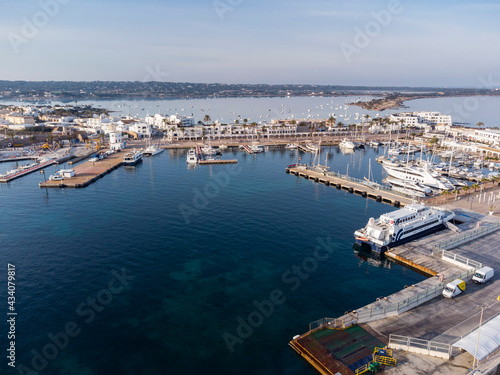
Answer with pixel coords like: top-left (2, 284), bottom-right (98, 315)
top-left (433, 221), bottom-right (500, 251)
top-left (444, 221), bottom-right (462, 233)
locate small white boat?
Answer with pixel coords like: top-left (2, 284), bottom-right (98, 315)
top-left (219, 144), bottom-right (228, 151)
top-left (285, 143), bottom-right (298, 149)
top-left (49, 174), bottom-right (64, 181)
top-left (202, 145), bottom-right (218, 156)
top-left (250, 142), bottom-right (265, 153)
top-left (186, 148), bottom-right (198, 164)
top-left (143, 144), bottom-right (164, 156)
top-left (339, 139), bottom-right (355, 149)
top-left (305, 143), bottom-right (319, 152)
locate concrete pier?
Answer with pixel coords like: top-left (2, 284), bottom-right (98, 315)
top-left (286, 165), bottom-right (413, 207)
top-left (39, 150), bottom-right (123, 188)
top-left (289, 209), bottom-right (500, 375)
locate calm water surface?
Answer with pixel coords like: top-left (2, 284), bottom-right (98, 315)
top-left (0, 146), bottom-right (425, 375)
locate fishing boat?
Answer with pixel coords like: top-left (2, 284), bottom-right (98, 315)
top-left (123, 150), bottom-right (143, 166)
top-left (186, 148), bottom-right (198, 164)
top-left (354, 203), bottom-right (455, 255)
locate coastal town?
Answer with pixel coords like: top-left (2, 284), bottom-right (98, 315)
top-left (2, 102), bottom-right (500, 188)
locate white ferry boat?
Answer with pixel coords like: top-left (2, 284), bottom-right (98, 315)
top-left (354, 203), bottom-right (455, 255)
top-left (123, 150), bottom-right (143, 166)
top-left (186, 148), bottom-right (198, 164)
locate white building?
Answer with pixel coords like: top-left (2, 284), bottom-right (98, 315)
top-left (129, 122), bottom-right (152, 138)
top-left (470, 129), bottom-right (500, 145)
top-left (390, 111), bottom-right (452, 128)
top-left (109, 132), bottom-right (125, 150)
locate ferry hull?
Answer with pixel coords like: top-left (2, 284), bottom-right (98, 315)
top-left (123, 158), bottom-right (143, 166)
top-left (354, 223), bottom-right (447, 256)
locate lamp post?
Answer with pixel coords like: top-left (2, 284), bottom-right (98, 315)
top-left (473, 305), bottom-right (487, 368)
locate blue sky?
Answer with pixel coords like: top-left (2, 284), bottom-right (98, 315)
top-left (1, 0), bottom-right (500, 87)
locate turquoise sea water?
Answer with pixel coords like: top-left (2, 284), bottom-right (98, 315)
top-left (0, 146), bottom-right (425, 375)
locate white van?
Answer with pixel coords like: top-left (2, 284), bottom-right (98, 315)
top-left (442, 279), bottom-right (466, 298)
top-left (472, 267), bottom-right (494, 285)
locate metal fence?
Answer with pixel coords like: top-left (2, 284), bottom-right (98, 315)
top-left (433, 221), bottom-right (500, 251)
top-left (389, 334), bottom-right (451, 359)
top-left (354, 268), bottom-right (476, 322)
top-left (308, 269), bottom-right (478, 331)
top-left (441, 250), bottom-right (482, 270)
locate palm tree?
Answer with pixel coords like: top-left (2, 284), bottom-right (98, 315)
top-left (328, 117), bottom-right (336, 127)
top-left (441, 190), bottom-right (452, 202)
top-left (462, 185), bottom-right (470, 200)
top-left (476, 122), bottom-right (484, 129)
top-left (204, 115), bottom-right (211, 125)
top-left (471, 183), bottom-right (479, 192)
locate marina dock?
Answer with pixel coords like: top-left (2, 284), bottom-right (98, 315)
top-left (0, 156), bottom-right (38, 163)
top-left (286, 165), bottom-right (413, 207)
top-left (0, 159), bottom-right (56, 183)
top-left (289, 210), bottom-right (500, 375)
top-left (39, 150), bottom-right (123, 188)
top-left (198, 159), bottom-right (237, 164)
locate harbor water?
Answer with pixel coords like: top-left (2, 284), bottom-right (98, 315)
top-left (5, 95), bottom-right (500, 127)
top-left (0, 146), bottom-right (426, 375)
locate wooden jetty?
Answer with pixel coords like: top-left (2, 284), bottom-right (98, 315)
top-left (0, 156), bottom-right (38, 163)
top-left (0, 159), bottom-right (56, 183)
top-left (286, 165), bottom-right (412, 207)
top-left (39, 151), bottom-right (123, 188)
top-left (198, 159), bottom-right (237, 165)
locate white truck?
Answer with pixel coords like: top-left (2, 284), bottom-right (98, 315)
top-left (442, 279), bottom-right (466, 298)
top-left (472, 267), bottom-right (495, 285)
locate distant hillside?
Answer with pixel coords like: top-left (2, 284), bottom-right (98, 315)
top-left (0, 81), bottom-right (498, 101)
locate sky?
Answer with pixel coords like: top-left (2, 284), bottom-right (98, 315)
top-left (1, 0), bottom-right (500, 87)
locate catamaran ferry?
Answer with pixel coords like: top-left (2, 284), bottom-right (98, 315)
top-left (354, 203), bottom-right (455, 255)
